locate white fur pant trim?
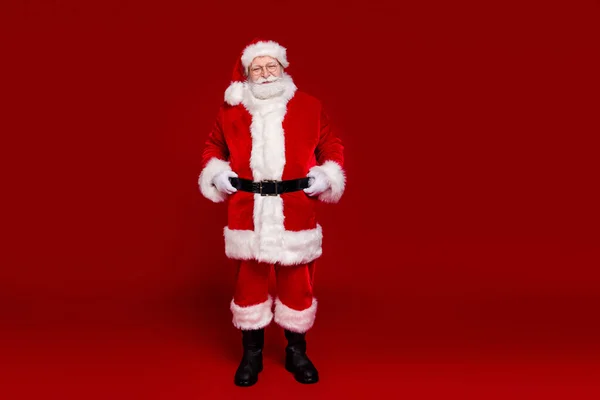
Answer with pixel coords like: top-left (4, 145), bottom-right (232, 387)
top-left (230, 295), bottom-right (273, 330)
top-left (273, 297), bottom-right (318, 333)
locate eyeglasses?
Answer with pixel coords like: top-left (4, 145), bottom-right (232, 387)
top-left (249, 62), bottom-right (280, 76)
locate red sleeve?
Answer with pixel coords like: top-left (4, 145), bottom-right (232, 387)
top-left (315, 107), bottom-right (344, 167)
top-left (309, 106), bottom-right (346, 203)
top-left (201, 107), bottom-right (230, 168)
top-left (198, 107), bottom-right (233, 203)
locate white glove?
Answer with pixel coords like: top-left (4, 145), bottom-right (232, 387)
top-left (304, 169), bottom-right (330, 197)
top-left (213, 170), bottom-right (238, 195)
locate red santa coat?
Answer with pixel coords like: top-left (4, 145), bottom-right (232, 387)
top-left (198, 74), bottom-right (345, 266)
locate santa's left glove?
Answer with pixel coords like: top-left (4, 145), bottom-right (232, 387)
top-left (304, 169), bottom-right (330, 197)
top-left (213, 170), bottom-right (239, 195)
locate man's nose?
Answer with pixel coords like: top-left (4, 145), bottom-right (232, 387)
top-left (260, 68), bottom-right (270, 78)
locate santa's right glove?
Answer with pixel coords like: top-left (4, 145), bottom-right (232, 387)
top-left (213, 170), bottom-right (238, 195)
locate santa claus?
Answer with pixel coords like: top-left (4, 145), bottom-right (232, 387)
top-left (198, 38), bottom-right (345, 386)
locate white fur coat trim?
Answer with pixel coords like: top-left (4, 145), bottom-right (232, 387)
top-left (274, 297), bottom-right (318, 333)
top-left (224, 224), bottom-right (323, 266)
top-left (309, 160), bottom-right (346, 203)
top-left (198, 157), bottom-right (233, 203)
top-left (241, 40), bottom-right (289, 70)
top-left (220, 74), bottom-right (322, 265)
top-left (230, 295), bottom-right (273, 330)
top-left (227, 74), bottom-right (318, 265)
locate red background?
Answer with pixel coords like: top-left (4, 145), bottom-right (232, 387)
top-left (1, 0), bottom-right (599, 398)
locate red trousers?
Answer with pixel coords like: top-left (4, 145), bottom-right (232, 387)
top-left (229, 259), bottom-right (318, 333)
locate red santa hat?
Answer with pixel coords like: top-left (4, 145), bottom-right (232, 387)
top-left (224, 38), bottom-right (290, 106)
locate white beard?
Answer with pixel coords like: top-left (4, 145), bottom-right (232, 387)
top-left (240, 72), bottom-right (297, 115)
top-left (248, 75), bottom-right (287, 99)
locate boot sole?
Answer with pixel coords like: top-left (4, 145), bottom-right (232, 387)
top-left (234, 365), bottom-right (263, 387)
top-left (285, 364), bottom-right (319, 384)
top-left (234, 378), bottom-right (258, 387)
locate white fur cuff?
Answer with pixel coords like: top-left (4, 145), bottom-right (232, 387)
top-left (274, 297), bottom-right (318, 333)
top-left (309, 160), bottom-right (346, 203)
top-left (198, 157), bottom-right (232, 203)
top-left (230, 296), bottom-right (274, 330)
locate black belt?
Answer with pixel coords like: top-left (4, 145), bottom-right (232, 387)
top-left (229, 177), bottom-right (310, 196)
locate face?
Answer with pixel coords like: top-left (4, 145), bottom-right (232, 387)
top-left (248, 56), bottom-right (282, 83)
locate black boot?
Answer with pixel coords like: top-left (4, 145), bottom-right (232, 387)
top-left (284, 329), bottom-right (319, 384)
top-left (234, 328), bottom-right (264, 386)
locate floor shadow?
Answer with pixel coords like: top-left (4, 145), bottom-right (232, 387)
top-left (169, 280), bottom-right (293, 365)
top-left (166, 281), bottom-right (241, 363)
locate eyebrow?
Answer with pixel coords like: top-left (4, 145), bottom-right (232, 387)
top-left (251, 63), bottom-right (279, 68)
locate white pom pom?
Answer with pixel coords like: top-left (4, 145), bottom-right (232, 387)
top-left (224, 81), bottom-right (245, 106)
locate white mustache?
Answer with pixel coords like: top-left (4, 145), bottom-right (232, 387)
top-left (254, 75), bottom-right (280, 84)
